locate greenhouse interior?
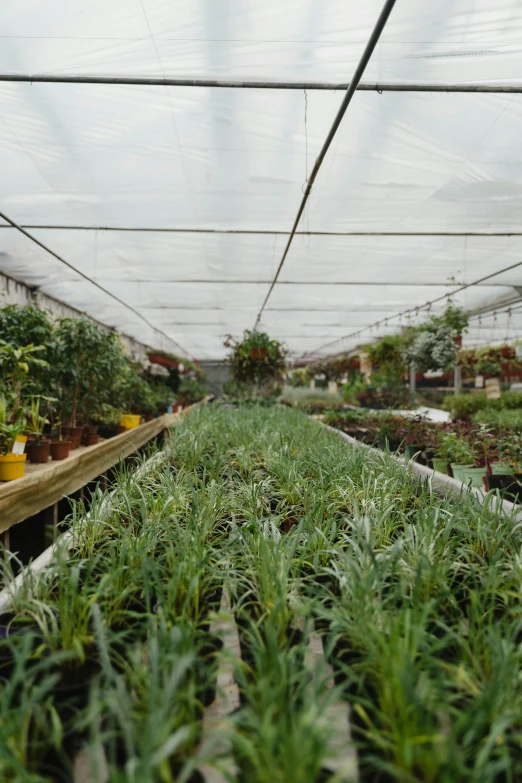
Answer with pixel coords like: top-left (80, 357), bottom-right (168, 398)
top-left (3, 0), bottom-right (522, 781)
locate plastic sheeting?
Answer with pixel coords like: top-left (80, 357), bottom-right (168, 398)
top-left (1, 1), bottom-right (522, 358)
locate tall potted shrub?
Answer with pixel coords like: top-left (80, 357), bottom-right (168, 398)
top-left (53, 318), bottom-right (127, 444)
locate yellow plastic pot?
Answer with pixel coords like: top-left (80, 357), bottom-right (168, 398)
top-left (120, 414), bottom-right (141, 430)
top-left (0, 453), bottom-right (27, 482)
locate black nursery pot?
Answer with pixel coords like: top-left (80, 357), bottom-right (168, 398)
top-left (48, 656), bottom-right (102, 708)
top-left (486, 474), bottom-right (522, 502)
top-left (0, 614), bottom-right (43, 680)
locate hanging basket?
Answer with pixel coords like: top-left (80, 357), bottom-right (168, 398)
top-left (249, 348), bottom-right (268, 361)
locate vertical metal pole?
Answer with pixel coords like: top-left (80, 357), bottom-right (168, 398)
top-left (409, 362), bottom-right (416, 396)
top-left (454, 364), bottom-right (462, 395)
top-left (52, 502), bottom-right (58, 539)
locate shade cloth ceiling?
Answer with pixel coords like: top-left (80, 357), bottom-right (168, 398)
top-left (2, 0), bottom-right (522, 358)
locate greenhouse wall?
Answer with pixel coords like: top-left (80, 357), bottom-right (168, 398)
top-left (0, 270), bottom-right (150, 363)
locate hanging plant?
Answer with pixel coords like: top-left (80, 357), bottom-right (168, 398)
top-left (402, 303), bottom-right (468, 373)
top-left (403, 325), bottom-right (457, 373)
top-left (225, 330), bottom-right (287, 386)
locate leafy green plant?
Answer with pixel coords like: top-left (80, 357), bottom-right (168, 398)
top-left (0, 340), bottom-right (48, 409)
top-left (435, 431), bottom-right (474, 464)
top-left (26, 396), bottom-right (51, 444)
top-left (443, 392), bottom-right (487, 421)
top-left (225, 330), bottom-right (287, 387)
top-left (0, 393), bottom-right (27, 455)
top-left (177, 375), bottom-right (206, 406)
top-left (364, 334), bottom-right (408, 381)
top-left (54, 317), bottom-right (127, 427)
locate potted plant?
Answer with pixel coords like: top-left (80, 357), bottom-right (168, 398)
top-left (177, 375), bottom-right (206, 406)
top-left (460, 423), bottom-right (496, 488)
top-left (225, 330), bottom-right (287, 391)
top-left (0, 397), bottom-right (27, 481)
top-left (25, 397), bottom-right (52, 464)
top-left (0, 341), bottom-right (48, 481)
top-left (485, 433), bottom-right (522, 494)
top-left (54, 317), bottom-right (127, 442)
top-left (403, 303), bottom-right (468, 374)
top-left (49, 418), bottom-right (72, 461)
top-left (491, 433), bottom-right (521, 477)
top-left (375, 415), bottom-right (402, 452)
top-left (402, 416), bottom-right (427, 461)
top-left (92, 404), bottom-right (123, 439)
top-left (434, 431), bottom-right (474, 480)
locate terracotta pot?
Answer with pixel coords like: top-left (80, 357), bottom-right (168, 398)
top-left (50, 440), bottom-right (72, 461)
top-left (249, 347), bottom-right (268, 361)
top-left (86, 434), bottom-right (100, 446)
top-left (69, 426), bottom-right (85, 449)
top-left (453, 335), bottom-right (463, 348)
top-left (25, 441), bottom-right (51, 464)
top-left (148, 353), bottom-right (179, 369)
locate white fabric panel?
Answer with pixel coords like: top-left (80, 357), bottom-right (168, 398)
top-left (1, 2), bottom-right (522, 357)
top-left (1, 0), bottom-right (521, 83)
top-left (309, 93), bottom-right (522, 232)
top-left (0, 83), bottom-right (335, 228)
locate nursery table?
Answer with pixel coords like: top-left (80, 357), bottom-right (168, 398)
top-left (0, 413), bottom-right (178, 537)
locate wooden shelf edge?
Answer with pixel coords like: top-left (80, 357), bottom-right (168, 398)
top-left (0, 397), bottom-right (211, 534)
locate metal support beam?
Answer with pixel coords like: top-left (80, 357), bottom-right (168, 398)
top-left (1, 73), bottom-right (522, 93)
top-left (0, 209), bottom-right (192, 361)
top-left (254, 0), bottom-right (398, 329)
top-left (454, 365), bottom-right (462, 395)
top-left (2, 225), bottom-right (522, 237)
top-left (409, 363), bottom-right (416, 396)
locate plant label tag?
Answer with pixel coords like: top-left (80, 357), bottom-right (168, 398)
top-left (12, 435), bottom-right (27, 455)
top-left (485, 378), bottom-right (501, 399)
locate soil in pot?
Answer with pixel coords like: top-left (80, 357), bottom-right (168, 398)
top-left (50, 657), bottom-right (102, 707)
top-left (487, 474), bottom-right (522, 502)
top-left (50, 440), bottom-right (72, 461)
top-left (26, 441), bottom-right (51, 464)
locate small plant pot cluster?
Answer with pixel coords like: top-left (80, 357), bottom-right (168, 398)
top-left (325, 406), bottom-right (522, 501)
top-left (0, 304), bottom-right (207, 481)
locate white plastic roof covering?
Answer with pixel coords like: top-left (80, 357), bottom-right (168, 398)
top-left (2, 0), bottom-right (522, 358)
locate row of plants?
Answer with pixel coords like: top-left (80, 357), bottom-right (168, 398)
top-left (293, 302), bottom-right (522, 411)
top-left (325, 403), bottom-right (522, 499)
top-left (0, 305), bottom-right (206, 479)
top-left (2, 403), bottom-right (522, 780)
